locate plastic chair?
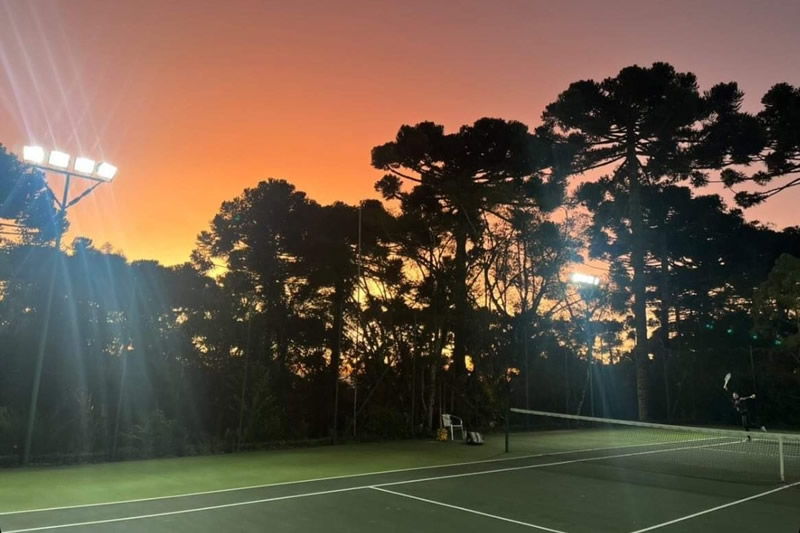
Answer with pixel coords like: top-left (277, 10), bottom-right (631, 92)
top-left (441, 413), bottom-right (465, 440)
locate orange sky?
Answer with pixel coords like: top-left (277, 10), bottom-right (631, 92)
top-left (1, 0), bottom-right (799, 266)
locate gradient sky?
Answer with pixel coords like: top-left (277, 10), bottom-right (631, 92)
top-left (1, 0), bottom-right (799, 265)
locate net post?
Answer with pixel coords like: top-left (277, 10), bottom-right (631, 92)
top-left (504, 406), bottom-right (510, 453)
top-left (778, 434), bottom-right (785, 483)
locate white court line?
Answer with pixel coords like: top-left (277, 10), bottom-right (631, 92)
top-left (2, 439), bottom-right (738, 532)
top-left (371, 486), bottom-right (568, 533)
top-left (628, 480), bottom-right (800, 533)
top-left (2, 486), bottom-right (365, 533)
top-left (373, 439), bottom-right (739, 488)
top-left (0, 436), bottom-right (719, 516)
top-left (0, 450), bottom-right (554, 517)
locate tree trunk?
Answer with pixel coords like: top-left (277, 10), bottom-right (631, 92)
top-left (576, 326), bottom-right (597, 417)
top-left (628, 145), bottom-right (650, 421)
top-left (330, 279), bottom-right (346, 442)
top-left (275, 318), bottom-right (291, 436)
top-left (659, 242), bottom-right (671, 420)
top-left (453, 217), bottom-right (468, 378)
top-left (410, 342), bottom-right (416, 435)
top-left (331, 278), bottom-right (345, 379)
top-left (426, 326), bottom-right (443, 432)
top-left (587, 325), bottom-right (596, 417)
top-left (518, 231), bottom-right (531, 412)
top-left (671, 306), bottom-right (683, 419)
top-left (520, 296), bottom-right (530, 413)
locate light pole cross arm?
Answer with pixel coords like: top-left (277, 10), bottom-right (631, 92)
top-left (66, 181), bottom-right (104, 209)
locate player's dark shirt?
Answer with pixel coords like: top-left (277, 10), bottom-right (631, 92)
top-left (733, 396), bottom-right (749, 414)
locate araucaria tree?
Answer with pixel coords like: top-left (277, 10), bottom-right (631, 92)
top-left (541, 62), bottom-right (762, 419)
top-left (371, 118), bottom-right (571, 402)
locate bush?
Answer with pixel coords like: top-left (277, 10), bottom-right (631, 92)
top-left (0, 406), bottom-right (22, 457)
top-left (119, 409), bottom-right (183, 458)
top-left (358, 404), bottom-right (409, 439)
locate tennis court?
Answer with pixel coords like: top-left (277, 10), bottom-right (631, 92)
top-left (1, 416), bottom-right (798, 533)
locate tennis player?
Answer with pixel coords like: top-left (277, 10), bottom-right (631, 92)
top-left (731, 392), bottom-right (766, 440)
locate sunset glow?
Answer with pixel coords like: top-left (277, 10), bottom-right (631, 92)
top-left (2, 0), bottom-right (799, 265)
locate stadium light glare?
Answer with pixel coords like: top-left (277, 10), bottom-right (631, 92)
top-left (21, 142), bottom-right (118, 467)
top-left (48, 150), bottom-right (70, 169)
top-left (74, 157), bottom-right (96, 175)
top-left (570, 272), bottom-right (600, 286)
top-left (96, 162), bottom-right (117, 181)
top-left (23, 145), bottom-right (45, 164)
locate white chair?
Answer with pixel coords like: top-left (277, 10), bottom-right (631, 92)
top-left (441, 414), bottom-right (465, 441)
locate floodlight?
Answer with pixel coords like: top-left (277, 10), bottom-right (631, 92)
top-left (48, 150), bottom-right (70, 169)
top-left (96, 162), bottom-right (117, 181)
top-left (570, 272), bottom-right (600, 286)
top-left (74, 157), bottom-right (96, 175)
top-left (23, 146), bottom-right (45, 164)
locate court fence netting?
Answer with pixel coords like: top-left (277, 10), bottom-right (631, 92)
top-left (506, 408), bottom-right (800, 485)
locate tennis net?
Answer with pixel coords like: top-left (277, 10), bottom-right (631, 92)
top-left (507, 408), bottom-right (800, 485)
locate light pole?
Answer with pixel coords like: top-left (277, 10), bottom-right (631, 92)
top-left (22, 146), bottom-right (117, 249)
top-left (570, 272), bottom-right (601, 418)
top-left (21, 145), bottom-right (117, 465)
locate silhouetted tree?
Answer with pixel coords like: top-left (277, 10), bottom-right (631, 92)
top-left (0, 145), bottom-right (58, 243)
top-left (372, 118), bottom-right (571, 413)
top-left (543, 62), bottom-right (762, 419)
top-left (723, 83), bottom-right (800, 206)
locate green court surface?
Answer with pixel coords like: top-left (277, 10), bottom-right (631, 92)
top-left (1, 431), bottom-right (798, 533)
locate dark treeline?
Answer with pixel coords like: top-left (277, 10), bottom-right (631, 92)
top-left (1, 63), bottom-right (799, 464)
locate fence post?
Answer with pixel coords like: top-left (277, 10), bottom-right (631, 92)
top-left (505, 406), bottom-right (510, 453)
